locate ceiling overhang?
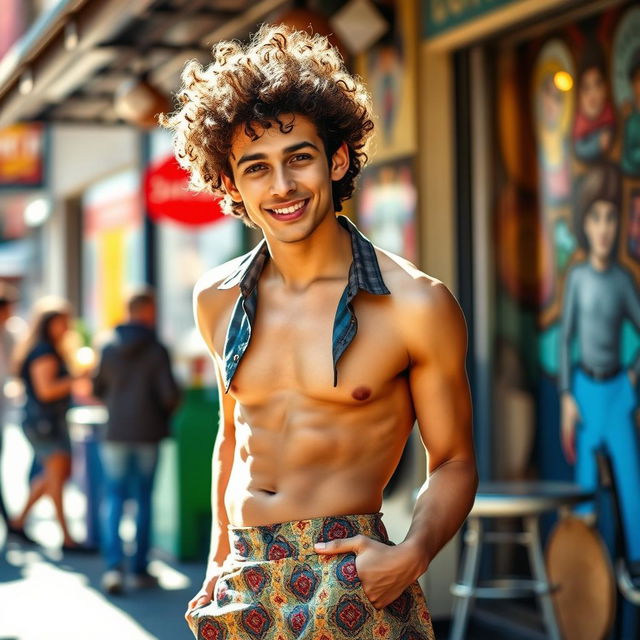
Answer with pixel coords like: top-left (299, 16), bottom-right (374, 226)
top-left (0, 0), bottom-right (293, 127)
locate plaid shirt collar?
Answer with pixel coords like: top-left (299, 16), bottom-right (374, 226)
top-left (217, 215), bottom-right (390, 298)
top-left (217, 215), bottom-right (389, 390)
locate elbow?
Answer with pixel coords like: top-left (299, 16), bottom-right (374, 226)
top-left (35, 389), bottom-right (59, 403)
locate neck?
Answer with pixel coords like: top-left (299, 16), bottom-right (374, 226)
top-left (589, 253), bottom-right (611, 271)
top-left (263, 214), bottom-right (352, 290)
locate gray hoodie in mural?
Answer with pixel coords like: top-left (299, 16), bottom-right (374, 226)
top-left (560, 261), bottom-right (640, 393)
top-left (93, 323), bottom-right (180, 443)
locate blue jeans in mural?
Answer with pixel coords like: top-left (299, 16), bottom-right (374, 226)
top-left (573, 368), bottom-right (640, 561)
top-left (100, 442), bottom-right (159, 574)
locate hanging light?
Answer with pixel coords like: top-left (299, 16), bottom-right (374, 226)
top-left (114, 75), bottom-right (171, 129)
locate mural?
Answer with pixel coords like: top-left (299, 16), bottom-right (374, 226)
top-left (560, 162), bottom-right (640, 563)
top-left (492, 2), bottom-right (640, 568)
top-left (355, 0), bottom-right (418, 164)
top-left (357, 157), bottom-right (418, 263)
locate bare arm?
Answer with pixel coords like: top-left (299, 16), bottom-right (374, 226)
top-left (316, 278), bottom-right (477, 608)
top-left (401, 280), bottom-right (477, 572)
top-left (186, 277), bottom-right (236, 616)
top-left (30, 355), bottom-right (73, 402)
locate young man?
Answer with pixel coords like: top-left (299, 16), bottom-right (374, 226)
top-left (93, 289), bottom-right (180, 593)
top-left (560, 162), bottom-right (640, 562)
top-left (162, 25), bottom-right (476, 639)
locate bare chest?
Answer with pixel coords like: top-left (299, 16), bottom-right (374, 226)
top-left (228, 287), bottom-right (407, 403)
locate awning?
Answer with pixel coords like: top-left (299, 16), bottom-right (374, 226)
top-left (0, 0), bottom-right (292, 127)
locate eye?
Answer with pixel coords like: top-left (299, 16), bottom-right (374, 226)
top-left (244, 163), bottom-right (267, 175)
top-left (290, 153), bottom-right (312, 163)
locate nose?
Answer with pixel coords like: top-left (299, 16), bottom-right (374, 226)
top-left (270, 166), bottom-right (295, 198)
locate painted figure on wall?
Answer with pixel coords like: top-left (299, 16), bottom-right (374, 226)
top-left (358, 159), bottom-right (417, 263)
top-left (533, 39), bottom-right (575, 207)
top-left (572, 45), bottom-right (616, 163)
top-left (621, 47), bottom-right (640, 176)
top-left (559, 162), bottom-right (640, 563)
top-left (613, 6), bottom-right (640, 177)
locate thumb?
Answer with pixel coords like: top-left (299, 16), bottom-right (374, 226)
top-left (315, 535), bottom-right (361, 555)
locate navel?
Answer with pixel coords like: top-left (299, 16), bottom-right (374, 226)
top-left (351, 386), bottom-right (372, 402)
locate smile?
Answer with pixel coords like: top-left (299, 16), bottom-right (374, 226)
top-left (266, 198), bottom-right (309, 220)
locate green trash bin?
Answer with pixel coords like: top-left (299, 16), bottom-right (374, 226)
top-left (153, 383), bottom-right (218, 561)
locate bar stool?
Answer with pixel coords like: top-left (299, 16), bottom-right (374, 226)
top-left (449, 481), bottom-right (594, 640)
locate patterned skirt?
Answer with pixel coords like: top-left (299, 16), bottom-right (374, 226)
top-left (187, 512), bottom-right (435, 640)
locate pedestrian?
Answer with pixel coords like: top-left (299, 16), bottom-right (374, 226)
top-left (0, 282), bottom-right (21, 532)
top-left (161, 25), bottom-right (477, 640)
top-left (93, 288), bottom-right (180, 594)
top-left (9, 296), bottom-right (82, 549)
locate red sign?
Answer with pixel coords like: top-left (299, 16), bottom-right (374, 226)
top-left (144, 156), bottom-right (225, 226)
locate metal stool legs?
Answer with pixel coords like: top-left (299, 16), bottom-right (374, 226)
top-left (450, 517), bottom-right (482, 640)
top-left (524, 515), bottom-right (563, 640)
top-left (450, 515), bottom-right (563, 640)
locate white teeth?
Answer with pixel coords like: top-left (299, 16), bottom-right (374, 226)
top-left (271, 200), bottom-right (305, 214)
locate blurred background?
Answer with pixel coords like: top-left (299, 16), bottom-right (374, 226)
top-left (1, 0), bottom-right (640, 639)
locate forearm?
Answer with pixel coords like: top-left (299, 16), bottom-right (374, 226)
top-left (401, 458), bottom-right (478, 576)
top-left (37, 377), bottom-right (73, 402)
top-left (205, 435), bottom-right (233, 577)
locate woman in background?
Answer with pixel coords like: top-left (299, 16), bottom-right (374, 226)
top-left (8, 297), bottom-right (81, 549)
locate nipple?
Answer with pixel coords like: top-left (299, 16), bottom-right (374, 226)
top-left (351, 386), bottom-right (371, 402)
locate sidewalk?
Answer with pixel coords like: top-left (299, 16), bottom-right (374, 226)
top-left (0, 421), bottom-right (202, 640)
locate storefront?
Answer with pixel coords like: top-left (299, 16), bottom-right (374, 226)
top-left (420, 0), bottom-right (640, 634)
top-left (0, 122), bottom-right (50, 313)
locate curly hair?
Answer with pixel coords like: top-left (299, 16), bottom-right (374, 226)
top-left (159, 24), bottom-right (374, 225)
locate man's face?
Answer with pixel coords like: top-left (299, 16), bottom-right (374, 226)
top-left (579, 67), bottom-right (607, 120)
top-left (584, 199), bottom-right (618, 260)
top-left (222, 114), bottom-right (349, 244)
top-left (134, 302), bottom-right (156, 327)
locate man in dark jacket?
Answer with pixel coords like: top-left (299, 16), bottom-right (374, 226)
top-left (93, 288), bottom-right (180, 594)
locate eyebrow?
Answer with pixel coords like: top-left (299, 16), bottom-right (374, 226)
top-left (235, 141), bottom-right (320, 167)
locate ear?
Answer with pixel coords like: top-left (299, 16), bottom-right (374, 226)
top-left (330, 142), bottom-right (349, 182)
top-left (220, 171), bottom-right (243, 203)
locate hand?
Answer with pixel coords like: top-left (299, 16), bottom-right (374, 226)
top-left (185, 568), bottom-right (222, 622)
top-left (561, 393), bottom-right (581, 465)
top-left (628, 369), bottom-right (637, 389)
top-left (315, 535), bottom-right (425, 609)
top-left (71, 373), bottom-right (93, 401)
top-left (600, 129), bottom-right (612, 150)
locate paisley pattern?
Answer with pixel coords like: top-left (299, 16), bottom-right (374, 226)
top-left (187, 513), bottom-right (435, 639)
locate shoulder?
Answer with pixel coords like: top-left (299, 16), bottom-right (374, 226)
top-left (375, 248), bottom-right (467, 355)
top-left (565, 261), bottom-right (588, 285)
top-left (193, 254), bottom-right (250, 345)
top-left (193, 254), bottom-right (247, 310)
top-left (612, 263), bottom-right (638, 289)
top-left (376, 248), bottom-right (463, 320)
top-left (29, 341), bottom-right (57, 360)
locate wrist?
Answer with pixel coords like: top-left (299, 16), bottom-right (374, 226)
top-left (397, 539), bottom-right (430, 580)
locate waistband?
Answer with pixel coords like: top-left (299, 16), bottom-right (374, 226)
top-left (228, 512), bottom-right (389, 561)
top-left (579, 363), bottom-right (622, 381)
